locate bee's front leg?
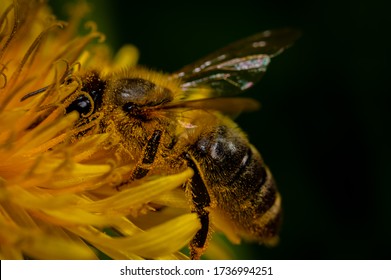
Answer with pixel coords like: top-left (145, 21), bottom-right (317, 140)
top-left (131, 129), bottom-right (162, 180)
top-left (116, 129), bottom-right (163, 191)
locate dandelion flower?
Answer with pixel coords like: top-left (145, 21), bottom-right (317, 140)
top-left (0, 0), bottom-right (207, 260)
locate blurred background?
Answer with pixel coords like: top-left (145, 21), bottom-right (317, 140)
top-left (53, 0), bottom-right (390, 259)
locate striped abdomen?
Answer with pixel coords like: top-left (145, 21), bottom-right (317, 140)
top-left (186, 124), bottom-right (281, 258)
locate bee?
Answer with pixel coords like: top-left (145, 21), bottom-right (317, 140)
top-left (24, 28), bottom-right (299, 259)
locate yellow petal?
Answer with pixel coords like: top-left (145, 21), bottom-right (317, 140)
top-left (21, 235), bottom-right (97, 260)
top-left (83, 168), bottom-right (193, 213)
top-left (73, 213), bottom-right (200, 259)
top-left (118, 213), bottom-right (200, 258)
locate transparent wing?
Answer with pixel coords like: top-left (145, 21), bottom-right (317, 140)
top-left (171, 28), bottom-right (300, 98)
top-left (161, 97), bottom-right (260, 119)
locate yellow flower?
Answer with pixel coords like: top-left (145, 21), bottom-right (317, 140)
top-left (0, 0), bottom-right (236, 260)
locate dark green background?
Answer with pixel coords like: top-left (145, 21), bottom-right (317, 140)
top-left (53, 0), bottom-right (390, 259)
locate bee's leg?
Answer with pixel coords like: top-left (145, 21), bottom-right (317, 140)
top-left (185, 156), bottom-right (211, 260)
top-left (132, 129), bottom-right (162, 179)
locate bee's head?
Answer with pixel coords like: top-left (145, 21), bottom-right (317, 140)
top-left (65, 68), bottom-right (181, 123)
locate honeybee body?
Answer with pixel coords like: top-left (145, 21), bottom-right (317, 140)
top-left (26, 28), bottom-right (298, 259)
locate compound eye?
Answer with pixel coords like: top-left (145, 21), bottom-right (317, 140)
top-left (65, 95), bottom-right (92, 116)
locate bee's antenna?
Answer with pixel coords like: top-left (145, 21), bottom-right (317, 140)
top-left (20, 85), bottom-right (51, 101)
top-left (20, 61), bottom-right (84, 102)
